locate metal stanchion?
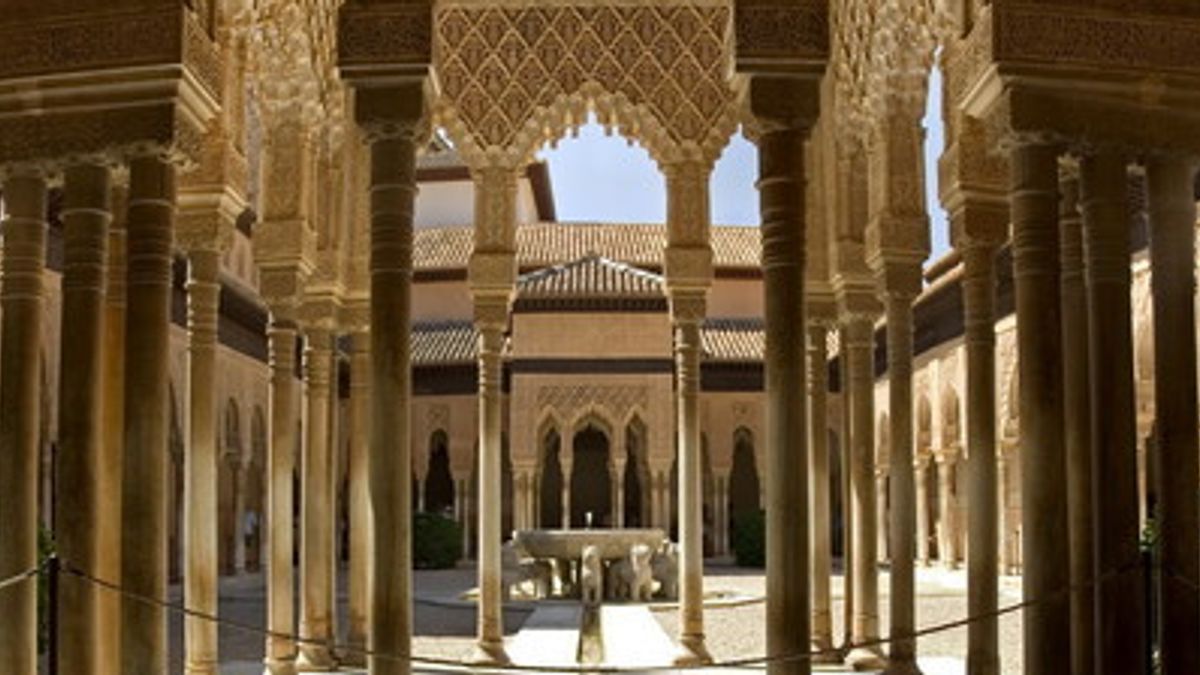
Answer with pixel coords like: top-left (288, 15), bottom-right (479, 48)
top-left (46, 554), bottom-right (59, 675)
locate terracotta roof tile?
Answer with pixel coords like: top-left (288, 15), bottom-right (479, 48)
top-left (516, 255), bottom-right (664, 299)
top-left (701, 318), bottom-right (765, 361)
top-left (412, 320), bottom-right (476, 365)
top-left (414, 223), bottom-right (760, 271)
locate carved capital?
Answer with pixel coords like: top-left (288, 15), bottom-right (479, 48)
top-left (664, 246), bottom-right (714, 293)
top-left (744, 75), bottom-right (820, 135)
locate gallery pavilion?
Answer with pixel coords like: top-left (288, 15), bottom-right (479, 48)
top-left (1, 1), bottom-right (1199, 675)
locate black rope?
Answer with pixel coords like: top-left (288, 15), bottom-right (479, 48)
top-left (0, 565), bottom-right (43, 593)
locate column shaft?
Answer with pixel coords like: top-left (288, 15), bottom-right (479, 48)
top-left (884, 290), bottom-right (919, 670)
top-left (55, 163), bottom-right (111, 675)
top-left (1059, 173), bottom-right (1093, 675)
top-left (1010, 141), bottom-right (1071, 675)
top-left (840, 327), bottom-right (855, 652)
top-left (347, 331), bottom-right (370, 663)
top-left (808, 323), bottom-right (835, 657)
top-left (298, 329), bottom-right (335, 669)
top-left (759, 121), bottom-right (810, 675)
top-left (915, 458), bottom-right (930, 566)
top-left (846, 317), bottom-right (884, 665)
top-left (184, 247), bottom-right (221, 674)
top-left (1080, 152), bottom-right (1144, 675)
top-left (474, 323), bottom-right (509, 662)
top-left (120, 156), bottom-right (177, 673)
top-left (0, 173), bottom-right (46, 674)
top-left (264, 322), bottom-right (298, 673)
top-left (962, 242), bottom-right (999, 675)
top-left (368, 127), bottom-right (419, 675)
top-left (1146, 156), bottom-right (1200, 675)
top-left (98, 183), bottom-right (128, 675)
top-left (674, 319), bottom-right (710, 664)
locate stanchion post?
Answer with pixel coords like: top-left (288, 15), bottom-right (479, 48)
top-left (46, 553), bottom-right (59, 675)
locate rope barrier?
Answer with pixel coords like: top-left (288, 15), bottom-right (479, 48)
top-left (0, 565), bottom-right (43, 594)
top-left (50, 555), bottom-right (1146, 673)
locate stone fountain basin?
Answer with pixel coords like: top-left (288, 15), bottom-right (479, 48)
top-left (512, 528), bottom-right (666, 560)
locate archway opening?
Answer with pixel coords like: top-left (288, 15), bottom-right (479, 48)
top-left (570, 425), bottom-right (611, 528)
top-left (623, 420), bottom-right (648, 528)
top-left (425, 431), bottom-right (455, 516)
top-left (539, 430), bottom-right (564, 528)
top-left (729, 428), bottom-right (760, 545)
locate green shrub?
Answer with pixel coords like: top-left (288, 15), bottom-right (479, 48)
top-left (731, 509), bottom-right (765, 568)
top-left (38, 526), bottom-right (54, 654)
top-left (413, 512), bottom-right (463, 569)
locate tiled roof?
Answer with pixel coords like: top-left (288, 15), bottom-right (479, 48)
top-left (414, 223), bottom-right (760, 271)
top-left (701, 318), bottom-right (765, 362)
top-left (516, 255), bottom-right (664, 299)
top-left (412, 321), bottom-right (476, 365)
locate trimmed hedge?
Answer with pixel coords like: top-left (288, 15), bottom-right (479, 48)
top-left (413, 512), bottom-right (463, 569)
top-left (731, 509), bottom-right (765, 568)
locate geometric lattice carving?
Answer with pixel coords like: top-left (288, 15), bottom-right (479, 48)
top-left (434, 1), bottom-right (739, 167)
top-left (536, 384), bottom-right (650, 427)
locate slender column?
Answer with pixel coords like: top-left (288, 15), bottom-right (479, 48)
top-left (456, 478), bottom-right (471, 561)
top-left (876, 471), bottom-right (889, 562)
top-left (612, 462), bottom-right (626, 528)
top-left (471, 312), bottom-right (510, 664)
top-left (1058, 170), bottom-right (1093, 675)
top-left (915, 456), bottom-right (930, 566)
top-left (962, 239), bottom-right (1001, 675)
top-left (264, 321), bottom-right (298, 674)
top-left (1146, 155), bottom-right (1200, 675)
top-left (997, 451), bottom-right (1015, 574)
top-left (184, 245), bottom-right (222, 674)
top-left (936, 453), bottom-right (958, 569)
top-left (880, 273), bottom-right (921, 675)
top-left (1080, 152), bottom-right (1144, 675)
top-left (561, 458), bottom-right (573, 529)
top-left (415, 474), bottom-right (426, 513)
top-left (844, 316), bottom-right (885, 668)
top-left (807, 322), bottom-right (835, 659)
top-left (672, 313), bottom-right (711, 664)
top-left (1010, 141), bottom-right (1071, 675)
top-left (98, 182), bottom-right (128, 674)
top-left (366, 108), bottom-right (422, 675)
top-left (120, 156), bottom-right (177, 673)
top-left (346, 330), bottom-right (370, 665)
top-left (54, 162), bottom-right (111, 674)
top-left (0, 172), bottom-right (47, 674)
top-left (840, 327), bottom-right (855, 653)
top-left (297, 328), bottom-right (335, 670)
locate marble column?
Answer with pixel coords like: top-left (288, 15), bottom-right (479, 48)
top-left (456, 477), bottom-right (471, 561)
top-left (845, 315), bottom-right (886, 669)
top-left (1080, 151), bottom-right (1144, 675)
top-left (1058, 170), bottom-right (1093, 675)
top-left (55, 162), bottom-right (111, 674)
top-left (935, 453), bottom-right (959, 569)
top-left (366, 107), bottom-right (422, 675)
top-left (0, 171), bottom-right (47, 674)
top-left (184, 244), bottom-right (223, 675)
top-left (808, 322), bottom-right (836, 659)
top-left (346, 330), bottom-right (370, 665)
top-left (1146, 155), bottom-right (1199, 675)
top-left (98, 182), bottom-right (128, 675)
top-left (471, 311), bottom-right (510, 664)
top-left (264, 321), bottom-right (298, 674)
top-left (1010, 141), bottom-right (1070, 675)
top-left (997, 451), bottom-right (1016, 575)
top-left (915, 456), bottom-right (931, 566)
top-left (880, 269), bottom-right (922, 675)
top-left (671, 309), bottom-right (711, 665)
top-left (961, 237), bottom-right (1002, 675)
top-left (612, 461), bottom-right (626, 528)
top-left (839, 328), bottom-right (856, 653)
top-left (120, 155), bottom-right (177, 673)
top-left (297, 328), bottom-right (335, 670)
top-left (561, 456), bottom-right (573, 529)
top-left (876, 471), bottom-right (889, 563)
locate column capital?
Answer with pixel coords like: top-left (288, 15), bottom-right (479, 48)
top-left (869, 255), bottom-right (924, 301)
top-left (744, 75), bottom-right (820, 136)
top-left (668, 290), bottom-right (708, 327)
top-left (664, 246), bottom-right (714, 294)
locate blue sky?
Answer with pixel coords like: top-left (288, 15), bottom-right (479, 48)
top-left (538, 69), bottom-right (952, 264)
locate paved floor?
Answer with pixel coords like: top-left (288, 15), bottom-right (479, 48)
top-left (165, 562), bottom-right (1024, 674)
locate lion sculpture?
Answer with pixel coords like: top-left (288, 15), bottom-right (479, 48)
top-left (579, 545), bottom-right (604, 606)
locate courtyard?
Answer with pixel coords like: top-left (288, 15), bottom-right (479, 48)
top-left (168, 564), bottom-right (1025, 674)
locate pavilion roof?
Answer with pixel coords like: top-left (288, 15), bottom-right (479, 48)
top-left (516, 254), bottom-right (664, 300)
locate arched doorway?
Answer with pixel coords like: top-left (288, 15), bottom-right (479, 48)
top-left (570, 425), bottom-right (611, 528)
top-left (622, 420), bottom-right (648, 528)
top-left (425, 430), bottom-right (455, 516)
top-left (729, 427), bottom-right (760, 545)
top-left (243, 406), bottom-right (267, 572)
top-left (539, 430), bottom-right (563, 528)
top-left (219, 399), bottom-right (242, 575)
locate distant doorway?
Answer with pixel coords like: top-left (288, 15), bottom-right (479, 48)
top-left (571, 426), bottom-right (612, 527)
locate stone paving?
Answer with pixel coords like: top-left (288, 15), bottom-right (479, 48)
top-left (165, 562), bottom-right (1025, 674)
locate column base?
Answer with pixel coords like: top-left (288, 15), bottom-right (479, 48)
top-left (466, 639), bottom-right (511, 666)
top-left (294, 647), bottom-right (337, 672)
top-left (185, 659), bottom-right (219, 675)
top-left (882, 657), bottom-right (924, 675)
top-left (672, 636), bottom-right (712, 666)
top-left (810, 636), bottom-right (841, 665)
top-left (339, 648), bottom-right (367, 668)
top-left (262, 656), bottom-right (297, 675)
top-left (845, 646), bottom-right (888, 671)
